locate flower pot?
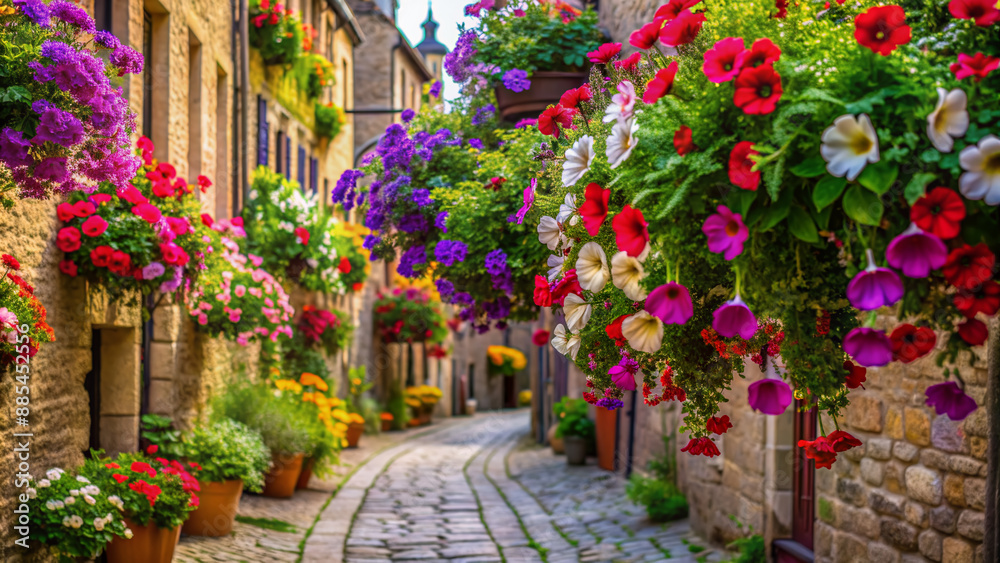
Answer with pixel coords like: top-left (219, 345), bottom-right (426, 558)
top-left (296, 457), bottom-right (315, 490)
top-left (182, 479), bottom-right (244, 536)
top-left (106, 516), bottom-right (181, 563)
top-left (261, 452), bottom-right (304, 498)
top-left (564, 435), bottom-right (587, 466)
top-left (346, 422), bottom-right (365, 448)
top-left (466, 398), bottom-right (477, 416)
top-left (494, 71), bottom-right (589, 123)
top-left (547, 424), bottom-right (565, 455)
top-left (596, 406), bottom-right (618, 471)
top-left (381, 420), bottom-right (392, 432)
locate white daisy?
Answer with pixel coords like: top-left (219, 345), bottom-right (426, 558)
top-left (551, 324), bottom-right (582, 360)
top-left (959, 134), bottom-right (1000, 206)
top-left (820, 113), bottom-right (880, 181)
top-left (556, 193), bottom-right (577, 224)
top-left (537, 216), bottom-right (563, 250)
top-left (611, 251), bottom-right (647, 301)
top-left (927, 88), bottom-right (969, 153)
top-left (562, 135), bottom-right (595, 187)
top-left (563, 293), bottom-right (593, 332)
top-left (575, 242), bottom-right (610, 293)
top-left (606, 119), bottom-right (639, 169)
top-left (547, 254), bottom-right (565, 282)
top-left (621, 310), bottom-right (663, 353)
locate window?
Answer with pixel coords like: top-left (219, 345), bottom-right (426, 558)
top-left (142, 11), bottom-right (153, 138)
top-left (297, 144), bottom-right (306, 187)
top-left (187, 32), bottom-right (202, 182)
top-left (94, 0), bottom-right (113, 33)
top-left (275, 130), bottom-right (284, 174)
top-left (256, 96), bottom-right (269, 167)
top-left (309, 157), bottom-right (319, 195)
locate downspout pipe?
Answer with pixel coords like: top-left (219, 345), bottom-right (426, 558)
top-left (239, 0), bottom-right (250, 207)
top-left (231, 0), bottom-right (239, 216)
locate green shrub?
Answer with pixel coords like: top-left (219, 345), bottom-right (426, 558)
top-left (554, 397), bottom-right (594, 442)
top-left (625, 475), bottom-right (689, 522)
top-left (315, 102), bottom-right (344, 140)
top-left (140, 414), bottom-right (184, 459)
top-left (81, 452), bottom-right (197, 530)
top-left (183, 419), bottom-right (271, 492)
top-left (385, 378), bottom-right (411, 430)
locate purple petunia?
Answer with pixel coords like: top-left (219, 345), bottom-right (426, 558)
top-left (434, 240), bottom-right (468, 266)
top-left (435, 211), bottom-right (448, 232)
top-left (397, 245), bottom-right (427, 278)
top-left (110, 44), bottom-right (144, 76)
top-left (0, 128), bottom-right (33, 168)
top-left (609, 355), bottom-right (640, 391)
top-left (515, 118), bottom-right (537, 129)
top-left (471, 104), bottom-right (495, 126)
top-left (453, 292), bottom-right (474, 306)
top-left (484, 249), bottom-right (508, 277)
top-left (444, 31), bottom-right (478, 83)
top-left (469, 138), bottom-right (483, 150)
top-left (332, 169), bottom-right (363, 205)
top-left (924, 381), bottom-right (977, 421)
top-left (502, 68), bottom-right (531, 93)
top-left (14, 0), bottom-right (51, 27)
top-left (362, 234), bottom-right (381, 250)
top-left (31, 100), bottom-right (85, 147)
top-left (377, 124), bottom-right (415, 174)
top-left (412, 188), bottom-right (433, 207)
top-left (596, 396), bottom-right (625, 410)
top-left (401, 108), bottom-right (416, 123)
top-left (398, 213), bottom-right (429, 233)
top-left (94, 30), bottom-right (120, 50)
top-left (435, 279), bottom-right (454, 296)
top-left (34, 157), bottom-right (69, 182)
top-left (429, 81), bottom-right (442, 98)
top-left (50, 1), bottom-right (96, 33)
top-left (482, 296), bottom-right (511, 320)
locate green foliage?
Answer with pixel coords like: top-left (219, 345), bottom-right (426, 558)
top-left (553, 397), bottom-right (594, 441)
top-left (139, 414), bottom-right (184, 460)
top-left (292, 52), bottom-right (335, 99)
top-left (315, 102), bottom-right (345, 140)
top-left (248, 0), bottom-right (303, 65)
top-left (345, 365), bottom-right (373, 414)
top-left (235, 515), bottom-right (298, 533)
top-left (724, 517), bottom-right (766, 563)
top-left (625, 476), bottom-right (689, 523)
top-left (81, 451), bottom-right (197, 530)
top-left (373, 287), bottom-right (447, 344)
top-left (182, 419), bottom-right (271, 492)
top-left (385, 377), bottom-right (412, 430)
top-left (214, 382), bottom-right (322, 459)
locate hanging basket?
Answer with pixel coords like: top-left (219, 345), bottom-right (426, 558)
top-left (494, 71), bottom-right (589, 123)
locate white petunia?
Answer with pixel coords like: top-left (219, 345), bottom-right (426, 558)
top-left (547, 254), bottom-right (565, 282)
top-left (562, 135), bottom-right (595, 187)
top-left (84, 495), bottom-right (96, 506)
top-left (611, 251), bottom-right (648, 301)
top-left (621, 310), bottom-right (664, 353)
top-left (603, 81), bottom-right (637, 125)
top-left (537, 216), bottom-right (564, 251)
top-left (109, 495), bottom-right (124, 510)
top-left (606, 119), bottom-right (639, 169)
top-left (64, 496), bottom-right (76, 505)
top-left (820, 113), bottom-right (880, 181)
top-left (551, 324), bottom-right (582, 360)
top-left (959, 134), bottom-right (1000, 206)
top-left (563, 293), bottom-right (593, 332)
top-left (556, 193), bottom-right (577, 224)
top-left (927, 88), bottom-right (969, 153)
top-left (575, 242), bottom-right (610, 293)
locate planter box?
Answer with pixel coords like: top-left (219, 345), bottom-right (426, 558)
top-left (182, 479), bottom-right (243, 536)
top-left (494, 71), bottom-right (589, 123)
top-left (261, 452), bottom-right (304, 498)
top-left (106, 517), bottom-right (180, 563)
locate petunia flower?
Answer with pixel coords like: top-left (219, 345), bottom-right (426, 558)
top-left (748, 378), bottom-right (793, 416)
top-left (612, 205), bottom-right (649, 258)
top-left (910, 187), bottom-right (965, 240)
top-left (621, 310), bottom-right (664, 353)
top-left (703, 37), bottom-right (747, 83)
top-left (954, 280), bottom-right (1000, 318)
top-left (659, 9), bottom-right (705, 46)
top-left (513, 179), bottom-right (536, 224)
top-left (614, 52), bottom-right (642, 71)
top-left (551, 324), bottom-right (581, 360)
top-left (563, 293), bottom-right (593, 332)
top-left (538, 104), bottom-right (577, 139)
top-left (745, 38), bottom-right (781, 67)
top-left (706, 415), bottom-right (733, 435)
top-left (948, 0), bottom-right (1000, 26)
top-left (643, 62), bottom-right (678, 105)
top-left (562, 135), bottom-right (595, 187)
top-left (81, 215), bottom-right (108, 237)
top-left (603, 81), bottom-right (637, 125)
top-left (958, 134), bottom-right (1000, 206)
top-left (587, 42), bottom-right (622, 64)
top-left (926, 88), bottom-right (969, 153)
top-left (886, 223), bottom-right (948, 278)
top-left (703, 205), bottom-right (749, 260)
top-left (846, 248), bottom-right (904, 310)
top-left (854, 5), bottom-right (911, 56)
top-left (608, 355), bottom-right (640, 391)
top-left (890, 324), bottom-right (936, 363)
top-left (532, 329), bottom-right (550, 346)
top-left (843, 327), bottom-right (893, 367)
top-left (575, 242), bottom-right (610, 293)
top-left (844, 360), bottom-right (867, 389)
top-left (712, 295), bottom-right (757, 340)
top-left (559, 84), bottom-right (592, 109)
top-left (925, 381), bottom-right (978, 420)
top-left (950, 52), bottom-right (999, 82)
top-left (646, 282), bottom-right (693, 325)
top-left (556, 193), bottom-right (577, 224)
top-left (733, 64), bottom-right (783, 115)
top-left (798, 436), bottom-right (837, 469)
top-left (629, 17), bottom-right (665, 50)
top-left (942, 243), bottom-right (995, 290)
top-left (537, 216), bottom-right (564, 251)
top-left (611, 252), bottom-right (648, 301)
top-left (820, 114), bottom-right (879, 181)
top-left (606, 314), bottom-right (629, 346)
top-left (728, 142), bottom-right (760, 190)
top-left (681, 437), bottom-right (721, 457)
top-left (579, 183), bottom-right (610, 236)
top-left (957, 318), bottom-right (988, 346)
top-left (655, 0), bottom-right (702, 20)
top-left (827, 431), bottom-right (863, 453)
top-left (606, 119), bottom-right (639, 169)
top-left (533, 275), bottom-right (552, 307)
top-left (674, 125), bottom-right (695, 156)
top-left (547, 253), bottom-right (565, 282)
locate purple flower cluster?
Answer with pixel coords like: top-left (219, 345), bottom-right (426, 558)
top-left (397, 245), bottom-right (427, 278)
top-left (377, 124), bottom-right (415, 175)
top-left (332, 169), bottom-right (364, 208)
top-left (429, 81), bottom-right (442, 98)
top-left (469, 138), bottom-right (483, 150)
top-left (596, 396), bottom-right (625, 410)
top-left (482, 296), bottom-right (511, 320)
top-left (444, 31), bottom-right (478, 83)
top-left (454, 293), bottom-right (474, 306)
top-left (434, 240), bottom-right (468, 266)
top-left (435, 279), bottom-right (454, 297)
top-left (51, 1), bottom-right (95, 33)
top-left (502, 69), bottom-right (531, 93)
top-left (398, 213), bottom-right (428, 233)
top-left (435, 211), bottom-right (449, 232)
top-left (485, 249), bottom-right (513, 293)
top-left (412, 188), bottom-right (433, 207)
top-left (401, 108), bottom-right (416, 123)
top-left (471, 104), bottom-right (495, 126)
top-left (14, 0), bottom-right (50, 27)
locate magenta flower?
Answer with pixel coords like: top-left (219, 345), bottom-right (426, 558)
top-left (924, 381), bottom-right (977, 420)
top-left (646, 282), bottom-right (693, 325)
top-left (702, 205), bottom-right (748, 260)
top-left (608, 355), bottom-right (640, 391)
top-left (843, 327), bottom-right (892, 367)
top-left (847, 248), bottom-right (904, 310)
top-left (513, 179), bottom-right (536, 225)
top-left (886, 223), bottom-right (948, 278)
top-left (712, 295), bottom-right (757, 340)
top-left (748, 378), bottom-right (793, 415)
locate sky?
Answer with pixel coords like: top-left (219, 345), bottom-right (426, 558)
top-left (396, 0), bottom-right (475, 104)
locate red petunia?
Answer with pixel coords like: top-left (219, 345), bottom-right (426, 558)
top-left (798, 436), bottom-right (838, 469)
top-left (532, 329), bottom-right (550, 346)
top-left (733, 64), bottom-right (783, 115)
top-left (843, 360), bottom-right (867, 389)
top-left (612, 205), bottom-right (649, 258)
top-left (137, 136), bottom-right (154, 165)
top-left (702, 37), bottom-right (747, 83)
top-left (950, 52), bottom-right (1000, 82)
top-left (605, 314), bottom-right (629, 346)
top-left (537, 104), bottom-right (577, 139)
top-left (910, 187), bottom-right (965, 240)
top-left (559, 84), bottom-right (592, 109)
top-left (890, 324), bottom-right (937, 363)
top-left (655, 0), bottom-right (702, 20)
top-left (150, 177), bottom-right (174, 198)
top-left (579, 183), bottom-right (610, 236)
top-left (112, 473), bottom-right (129, 484)
top-left (681, 436), bottom-right (721, 457)
top-left (91, 193), bottom-right (112, 206)
top-left (533, 275), bottom-right (552, 307)
top-left (728, 141), bottom-right (760, 191)
top-left (643, 62), bottom-right (678, 105)
top-left (948, 0), bottom-right (1000, 26)
top-left (706, 415), bottom-right (733, 435)
top-left (954, 280), bottom-right (1000, 318)
top-left (72, 201), bottom-right (96, 217)
top-left (90, 246), bottom-right (114, 268)
top-left (674, 125), bottom-right (695, 156)
top-left (146, 445), bottom-right (159, 455)
top-left (56, 226), bottom-right (82, 253)
top-left (59, 260), bottom-right (78, 277)
top-left (338, 256), bottom-right (352, 274)
top-left (588, 42), bottom-right (622, 64)
top-left (132, 203), bottom-right (163, 223)
top-left (629, 17), bottom-right (665, 50)
top-left (827, 430), bottom-right (863, 453)
top-left (108, 251), bottom-right (131, 275)
top-left (957, 318), bottom-right (988, 346)
top-left (56, 203), bottom-right (76, 222)
top-left (854, 5), bottom-right (911, 56)
top-left (117, 185), bottom-right (148, 205)
top-left (614, 52), bottom-right (642, 71)
top-left (745, 38), bottom-right (781, 67)
top-left (197, 175), bottom-right (212, 192)
top-left (550, 270), bottom-right (582, 306)
top-left (295, 227), bottom-right (310, 245)
top-left (942, 243), bottom-right (995, 290)
top-left (81, 215), bottom-right (108, 237)
top-left (659, 9), bottom-right (706, 46)
top-left (160, 242), bottom-right (190, 266)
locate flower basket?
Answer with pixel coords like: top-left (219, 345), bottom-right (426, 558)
top-left (494, 71), bottom-right (589, 123)
top-left (487, 345), bottom-right (527, 377)
top-left (106, 517), bottom-right (181, 563)
top-left (261, 452), bottom-right (304, 498)
top-left (181, 479), bottom-right (243, 537)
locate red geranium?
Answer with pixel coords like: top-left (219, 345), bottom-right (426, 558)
top-left (706, 415), bottom-right (733, 435)
top-left (798, 436), bottom-right (837, 469)
top-left (910, 187), bottom-right (965, 240)
top-left (132, 203), bottom-right (163, 223)
top-left (56, 202), bottom-right (76, 222)
top-left (954, 280), bottom-right (1000, 318)
top-left (728, 141), bottom-right (760, 191)
top-left (957, 318), bottom-right (988, 346)
top-left (948, 0), bottom-right (1000, 26)
top-left (160, 242), bottom-right (191, 266)
top-left (550, 270), bottom-right (582, 306)
top-left (2, 254), bottom-right (20, 271)
top-left (72, 201), bottom-right (96, 217)
top-left (843, 360), bottom-right (867, 389)
top-left (56, 226), bottom-right (82, 252)
top-left (643, 62), bottom-right (678, 105)
top-left (702, 37), bottom-right (747, 83)
top-left (90, 246), bottom-right (113, 267)
top-left (587, 42), bottom-right (622, 64)
top-left (81, 215), bottom-right (109, 237)
top-left (59, 260), bottom-right (78, 277)
top-left (950, 52), bottom-right (1000, 82)
top-left (606, 314), bottom-right (629, 346)
top-left (612, 205), bottom-right (649, 258)
top-left (942, 243), bottom-right (995, 290)
top-left (112, 473), bottom-right (129, 484)
top-left (613, 52), bottom-right (642, 71)
top-left (854, 5), bottom-right (911, 56)
top-left (629, 17), bottom-right (665, 50)
top-left (674, 125), bottom-right (695, 156)
top-left (890, 324), bottom-right (937, 363)
top-left (745, 38), bottom-right (781, 67)
top-left (295, 226), bottom-right (310, 245)
top-left (579, 183), bottom-right (610, 236)
top-left (537, 104), bottom-right (577, 139)
top-left (108, 251), bottom-right (131, 275)
top-left (130, 461), bottom-right (156, 478)
top-left (150, 177), bottom-right (174, 198)
top-left (533, 275), bottom-right (553, 307)
top-left (733, 64), bottom-right (783, 115)
top-left (659, 9), bottom-right (705, 46)
top-left (681, 436), bottom-right (720, 457)
top-left (338, 256), bottom-right (352, 273)
top-left (559, 85), bottom-right (592, 109)
top-left (655, 0), bottom-right (702, 20)
top-left (532, 329), bottom-right (550, 346)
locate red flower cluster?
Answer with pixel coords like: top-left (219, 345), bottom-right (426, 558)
top-left (706, 415), bottom-right (733, 435)
top-left (910, 188), bottom-right (965, 240)
top-left (156, 457), bottom-right (201, 507)
top-left (298, 305), bottom-right (342, 344)
top-left (948, 0), bottom-right (1000, 26)
top-left (950, 52), bottom-right (999, 82)
top-left (643, 63), bottom-right (677, 105)
top-left (854, 5), bottom-right (911, 56)
top-left (642, 366), bottom-right (686, 406)
top-left (681, 436), bottom-right (720, 457)
top-left (1, 254), bottom-right (19, 271)
top-left (587, 42), bottom-right (622, 64)
top-left (559, 85), bottom-right (592, 109)
top-left (816, 310), bottom-right (831, 336)
top-left (942, 243), bottom-right (995, 291)
top-left (537, 104), bottom-right (577, 139)
top-left (253, 0), bottom-right (291, 28)
top-left (673, 125), bottom-right (695, 156)
top-left (128, 479), bottom-right (163, 507)
top-left (843, 360), bottom-right (867, 389)
top-left (889, 324), bottom-right (936, 363)
top-left (798, 431), bottom-right (862, 469)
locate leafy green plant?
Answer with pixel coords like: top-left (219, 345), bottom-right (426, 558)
top-left (345, 366), bottom-right (373, 414)
top-left (385, 377), bottom-right (411, 430)
top-left (373, 287), bottom-right (447, 344)
top-left (626, 422), bottom-right (689, 522)
top-left (554, 397), bottom-right (595, 441)
top-left (140, 414), bottom-right (184, 460)
top-left (292, 52), bottom-right (335, 99)
top-left (182, 419), bottom-right (271, 492)
top-left (214, 382), bottom-right (313, 456)
top-left (248, 0), bottom-right (303, 65)
top-left (724, 517), bottom-right (766, 563)
top-left (316, 102), bottom-right (345, 140)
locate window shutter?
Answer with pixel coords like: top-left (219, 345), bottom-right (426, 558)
top-left (256, 96), bottom-right (269, 167)
top-left (275, 130), bottom-right (284, 174)
top-left (310, 157), bottom-right (319, 195)
top-left (285, 136), bottom-right (292, 180)
top-left (297, 145), bottom-right (306, 187)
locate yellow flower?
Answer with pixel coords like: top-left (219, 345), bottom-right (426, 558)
top-left (273, 379), bottom-right (303, 393)
top-left (300, 372), bottom-right (329, 391)
top-left (349, 413), bottom-right (365, 424)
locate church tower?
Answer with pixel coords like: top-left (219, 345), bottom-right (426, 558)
top-left (415, 1), bottom-right (448, 88)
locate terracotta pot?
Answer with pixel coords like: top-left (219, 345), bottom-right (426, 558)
top-left (346, 422), bottom-right (365, 448)
top-left (296, 458), bottom-right (315, 490)
top-left (381, 419), bottom-right (392, 432)
top-left (261, 452), bottom-right (304, 498)
top-left (595, 406), bottom-right (618, 471)
top-left (547, 424), bottom-right (565, 455)
top-left (564, 435), bottom-right (587, 466)
top-left (494, 71), bottom-right (589, 123)
top-left (182, 479), bottom-right (243, 536)
top-left (106, 516), bottom-right (180, 563)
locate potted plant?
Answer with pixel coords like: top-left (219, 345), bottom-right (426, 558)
top-left (385, 379), bottom-right (412, 430)
top-left (247, 0), bottom-right (303, 66)
top-left (555, 398), bottom-right (594, 466)
top-left (380, 412), bottom-right (394, 432)
top-left (0, 255), bottom-right (54, 370)
top-left (373, 288), bottom-right (448, 344)
top-left (179, 419), bottom-right (271, 536)
top-left (25, 466), bottom-right (130, 561)
top-left (487, 345), bottom-right (527, 377)
top-left (81, 451), bottom-right (199, 563)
